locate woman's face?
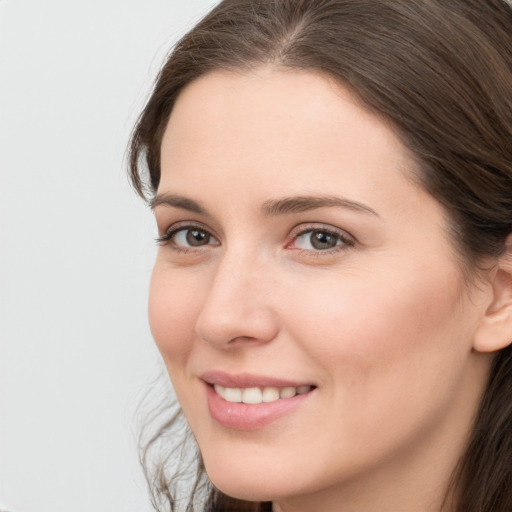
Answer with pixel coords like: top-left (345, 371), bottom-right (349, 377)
top-left (150, 69), bottom-right (492, 510)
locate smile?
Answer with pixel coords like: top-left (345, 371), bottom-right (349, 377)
top-left (201, 372), bottom-right (317, 430)
top-left (214, 384), bottom-right (313, 404)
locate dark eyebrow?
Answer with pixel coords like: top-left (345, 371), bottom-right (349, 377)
top-left (261, 195), bottom-right (380, 217)
top-left (150, 193), bottom-right (209, 215)
top-left (151, 193), bottom-right (379, 218)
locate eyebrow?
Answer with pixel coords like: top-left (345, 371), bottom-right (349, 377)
top-left (151, 193), bottom-right (379, 218)
top-left (261, 195), bottom-right (380, 217)
top-left (150, 193), bottom-right (208, 215)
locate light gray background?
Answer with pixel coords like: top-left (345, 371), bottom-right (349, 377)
top-left (0, 1), bottom-right (217, 510)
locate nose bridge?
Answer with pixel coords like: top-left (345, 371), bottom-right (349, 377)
top-left (194, 244), bottom-right (279, 348)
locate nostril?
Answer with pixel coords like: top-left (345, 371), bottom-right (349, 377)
top-left (195, 308), bottom-right (280, 349)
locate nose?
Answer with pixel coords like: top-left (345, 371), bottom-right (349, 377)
top-left (194, 251), bottom-right (280, 349)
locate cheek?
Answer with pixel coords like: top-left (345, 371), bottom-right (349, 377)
top-left (148, 263), bottom-right (204, 365)
top-left (274, 264), bottom-right (475, 472)
top-left (287, 263), bottom-right (469, 404)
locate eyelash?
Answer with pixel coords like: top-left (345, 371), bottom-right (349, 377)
top-left (287, 224), bottom-right (355, 255)
top-left (156, 222), bottom-right (355, 255)
top-left (156, 222), bottom-right (217, 252)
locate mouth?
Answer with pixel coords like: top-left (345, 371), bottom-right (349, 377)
top-left (212, 384), bottom-right (314, 404)
top-left (200, 371), bottom-right (316, 430)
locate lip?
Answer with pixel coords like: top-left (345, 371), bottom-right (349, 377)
top-left (201, 370), bottom-right (314, 388)
top-left (201, 371), bottom-right (316, 431)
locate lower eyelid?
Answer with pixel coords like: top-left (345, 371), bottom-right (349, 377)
top-left (289, 228), bottom-right (354, 249)
top-left (159, 225), bottom-right (220, 248)
top-left (156, 222), bottom-right (353, 254)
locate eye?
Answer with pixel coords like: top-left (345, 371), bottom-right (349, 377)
top-left (288, 226), bottom-right (354, 252)
top-left (157, 225), bottom-right (219, 249)
top-left (174, 228), bottom-right (214, 247)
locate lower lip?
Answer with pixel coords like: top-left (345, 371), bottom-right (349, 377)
top-left (205, 384), bottom-right (314, 431)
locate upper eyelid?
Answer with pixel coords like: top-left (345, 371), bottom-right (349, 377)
top-left (156, 221), bottom-right (220, 246)
top-left (159, 220), bottom-right (216, 236)
top-left (285, 224), bottom-right (357, 255)
top-left (288, 222), bottom-right (355, 240)
top-left (156, 219), bottom-right (355, 246)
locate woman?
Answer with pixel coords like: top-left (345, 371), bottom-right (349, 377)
top-left (129, 1), bottom-right (512, 511)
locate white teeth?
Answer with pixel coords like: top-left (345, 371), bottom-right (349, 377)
top-left (214, 384), bottom-right (226, 399)
top-left (280, 386), bottom-right (297, 399)
top-left (262, 386), bottom-right (280, 402)
top-left (224, 387), bottom-right (242, 403)
top-left (297, 385), bottom-right (310, 395)
top-left (242, 387), bottom-right (262, 404)
top-left (215, 385), bottom-right (313, 404)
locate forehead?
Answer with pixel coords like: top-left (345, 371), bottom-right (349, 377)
top-left (160, 68), bottom-right (418, 198)
top-left (157, 68), bottom-right (468, 281)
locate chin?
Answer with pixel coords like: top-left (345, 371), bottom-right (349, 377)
top-left (211, 480), bottom-right (274, 502)
top-left (204, 460), bottom-right (297, 503)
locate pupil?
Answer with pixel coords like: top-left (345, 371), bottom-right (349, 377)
top-left (187, 229), bottom-right (209, 246)
top-left (311, 231), bottom-right (336, 250)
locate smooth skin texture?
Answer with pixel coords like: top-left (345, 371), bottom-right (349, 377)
top-left (149, 69), bottom-right (510, 512)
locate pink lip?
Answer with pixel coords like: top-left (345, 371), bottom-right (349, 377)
top-left (200, 370), bottom-right (314, 388)
top-left (201, 371), bottom-right (316, 431)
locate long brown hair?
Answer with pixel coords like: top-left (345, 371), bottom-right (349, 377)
top-left (129, 1), bottom-right (512, 511)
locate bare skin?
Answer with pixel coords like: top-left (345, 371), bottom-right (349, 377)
top-left (150, 68), bottom-right (512, 512)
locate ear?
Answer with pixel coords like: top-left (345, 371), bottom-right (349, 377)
top-left (473, 234), bottom-right (512, 353)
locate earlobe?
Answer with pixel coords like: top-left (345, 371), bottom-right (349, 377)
top-left (473, 236), bottom-right (512, 353)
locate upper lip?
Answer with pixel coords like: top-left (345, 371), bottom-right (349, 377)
top-left (200, 370), bottom-right (315, 388)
